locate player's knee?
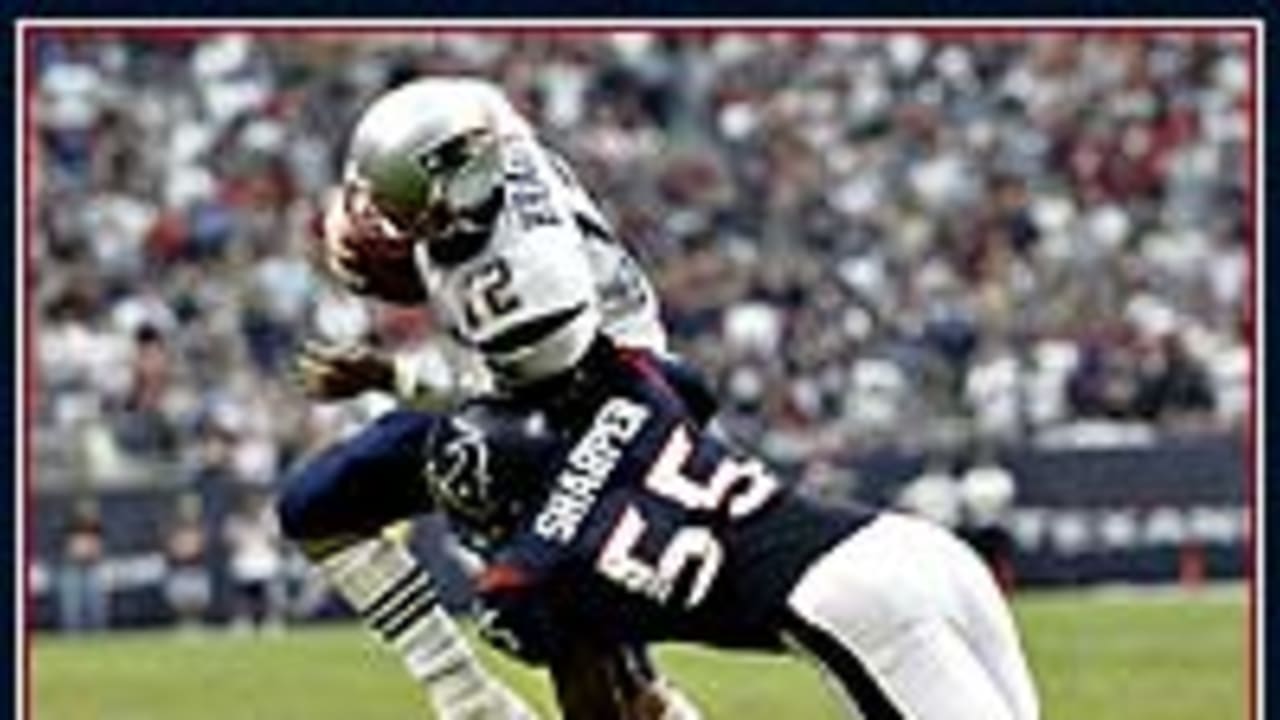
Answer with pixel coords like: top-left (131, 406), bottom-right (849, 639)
top-left (276, 473), bottom-right (322, 543)
top-left (276, 454), bottom-right (349, 543)
top-left (278, 411), bottom-right (438, 547)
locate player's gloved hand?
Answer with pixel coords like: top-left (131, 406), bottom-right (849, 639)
top-left (474, 564), bottom-right (558, 666)
top-left (626, 679), bottom-right (704, 720)
top-left (294, 341), bottom-right (395, 400)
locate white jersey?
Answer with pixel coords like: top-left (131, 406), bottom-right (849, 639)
top-left (410, 136), bottom-right (665, 391)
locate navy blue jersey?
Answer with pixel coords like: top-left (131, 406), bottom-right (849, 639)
top-left (483, 348), bottom-right (877, 651)
top-left (278, 342), bottom-right (719, 555)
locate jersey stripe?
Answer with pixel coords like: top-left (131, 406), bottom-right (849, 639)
top-left (479, 302), bottom-right (588, 356)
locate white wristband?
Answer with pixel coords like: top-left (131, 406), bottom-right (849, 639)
top-left (392, 353), bottom-right (421, 401)
top-left (392, 352), bottom-right (460, 411)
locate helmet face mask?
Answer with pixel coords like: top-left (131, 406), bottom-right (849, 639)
top-left (417, 128), bottom-right (504, 242)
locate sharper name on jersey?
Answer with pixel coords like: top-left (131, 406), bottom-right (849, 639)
top-left (533, 398), bottom-right (651, 545)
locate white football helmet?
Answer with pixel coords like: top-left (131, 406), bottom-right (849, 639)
top-left (343, 77), bottom-right (532, 246)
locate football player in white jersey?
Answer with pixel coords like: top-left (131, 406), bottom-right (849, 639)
top-left (284, 78), bottom-right (698, 720)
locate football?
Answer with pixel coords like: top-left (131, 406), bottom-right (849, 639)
top-left (316, 185), bottom-right (428, 304)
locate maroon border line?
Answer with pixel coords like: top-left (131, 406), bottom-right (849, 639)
top-left (16, 21), bottom-right (1263, 720)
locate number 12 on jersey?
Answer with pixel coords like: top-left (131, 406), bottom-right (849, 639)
top-left (596, 425), bottom-right (780, 609)
top-left (461, 257), bottom-right (520, 331)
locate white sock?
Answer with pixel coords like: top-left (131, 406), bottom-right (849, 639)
top-left (319, 536), bottom-right (494, 707)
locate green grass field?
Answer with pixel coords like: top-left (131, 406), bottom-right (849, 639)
top-left (33, 586), bottom-right (1248, 720)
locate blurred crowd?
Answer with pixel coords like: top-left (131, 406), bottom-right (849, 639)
top-left (33, 29), bottom-right (1251, 494)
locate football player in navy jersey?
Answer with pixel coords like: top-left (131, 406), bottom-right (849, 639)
top-left (448, 338), bottom-right (1039, 720)
top-left (283, 335), bottom-right (1039, 720)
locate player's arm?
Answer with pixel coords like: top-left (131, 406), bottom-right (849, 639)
top-left (548, 640), bottom-right (631, 720)
top-left (475, 550), bottom-right (696, 720)
top-left (473, 555), bottom-right (643, 720)
top-left (294, 341), bottom-right (396, 401)
top-left (549, 639), bottom-right (697, 720)
top-left (294, 339), bottom-right (475, 411)
top-left (577, 644), bottom-right (701, 720)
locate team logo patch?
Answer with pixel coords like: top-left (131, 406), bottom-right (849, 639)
top-left (427, 418), bottom-right (494, 520)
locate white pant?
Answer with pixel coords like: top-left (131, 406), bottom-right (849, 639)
top-left (784, 513), bottom-right (1039, 720)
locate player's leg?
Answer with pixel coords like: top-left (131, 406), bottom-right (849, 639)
top-left (278, 410), bottom-right (535, 720)
top-left (785, 611), bottom-right (1016, 720)
top-left (926, 516), bottom-right (1041, 720)
top-left (783, 513), bottom-right (1038, 720)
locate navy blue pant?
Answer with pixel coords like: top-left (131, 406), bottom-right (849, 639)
top-left (277, 410), bottom-right (444, 545)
